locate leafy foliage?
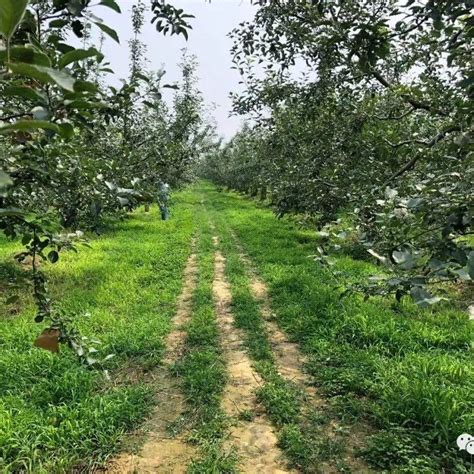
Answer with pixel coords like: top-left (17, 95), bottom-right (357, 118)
top-left (0, 1), bottom-right (210, 351)
top-left (203, 0), bottom-right (473, 304)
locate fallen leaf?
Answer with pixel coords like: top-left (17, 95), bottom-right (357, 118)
top-left (34, 328), bottom-right (60, 353)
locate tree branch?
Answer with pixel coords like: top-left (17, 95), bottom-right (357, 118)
top-left (367, 68), bottom-right (448, 116)
top-left (384, 138), bottom-right (427, 148)
top-left (384, 125), bottom-right (460, 150)
top-left (0, 112), bottom-right (32, 122)
top-left (388, 14), bottom-right (430, 40)
top-left (384, 125), bottom-right (461, 184)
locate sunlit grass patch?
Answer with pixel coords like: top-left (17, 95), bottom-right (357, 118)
top-left (0, 195), bottom-right (194, 471)
top-left (202, 182), bottom-right (473, 472)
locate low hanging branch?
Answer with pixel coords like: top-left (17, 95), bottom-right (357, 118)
top-left (383, 125), bottom-right (461, 149)
top-left (384, 125), bottom-right (462, 184)
top-left (364, 66), bottom-right (449, 117)
top-left (373, 108), bottom-right (415, 121)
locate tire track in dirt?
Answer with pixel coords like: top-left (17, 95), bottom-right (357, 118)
top-left (212, 236), bottom-right (294, 474)
top-left (233, 238), bottom-right (317, 400)
top-left (231, 233), bottom-right (371, 473)
top-left (251, 277), bottom-right (316, 392)
top-left (107, 248), bottom-right (198, 474)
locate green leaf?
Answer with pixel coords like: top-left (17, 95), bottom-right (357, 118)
top-left (58, 47), bottom-right (103, 68)
top-left (49, 19), bottom-right (68, 28)
top-left (5, 295), bottom-right (19, 304)
top-left (117, 196), bottom-right (129, 207)
top-left (135, 72), bottom-right (150, 83)
top-left (105, 181), bottom-right (116, 191)
top-left (181, 28), bottom-right (189, 41)
top-left (7, 62), bottom-right (76, 91)
top-left (56, 43), bottom-right (74, 54)
top-left (455, 268), bottom-right (471, 281)
top-left (3, 85), bottom-right (47, 103)
top-left (0, 46), bottom-right (51, 66)
top-left (467, 251), bottom-right (474, 280)
top-left (392, 249), bottom-right (416, 270)
top-left (0, 170), bottom-right (13, 189)
top-left (99, 0), bottom-right (121, 13)
top-left (67, 0), bottom-right (85, 16)
top-left (21, 233), bottom-right (31, 245)
top-left (86, 356), bottom-right (98, 365)
top-left (0, 120), bottom-right (60, 135)
top-left (64, 99), bottom-right (107, 110)
top-left (0, 0), bottom-right (28, 40)
top-left (93, 21), bottom-right (120, 43)
top-left (100, 67), bottom-right (114, 74)
top-left (1, 118), bottom-right (73, 138)
top-left (407, 197), bottom-right (423, 209)
top-left (57, 122), bottom-right (74, 139)
top-left (47, 250), bottom-right (59, 263)
top-left (410, 286), bottom-right (445, 307)
top-left (74, 80), bottom-right (99, 93)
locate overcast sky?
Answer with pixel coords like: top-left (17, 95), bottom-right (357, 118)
top-left (95, 0), bottom-right (257, 139)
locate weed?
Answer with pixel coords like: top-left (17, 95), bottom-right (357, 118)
top-left (0, 197), bottom-right (195, 471)
top-left (237, 409), bottom-right (255, 422)
top-left (200, 182), bottom-right (473, 472)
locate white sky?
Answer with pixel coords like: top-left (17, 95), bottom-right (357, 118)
top-left (94, 0), bottom-right (257, 139)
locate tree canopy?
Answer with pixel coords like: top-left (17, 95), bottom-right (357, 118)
top-left (0, 0), bottom-right (212, 358)
top-left (202, 0), bottom-right (473, 305)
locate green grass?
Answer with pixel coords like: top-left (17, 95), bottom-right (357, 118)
top-left (1, 182), bottom-right (472, 472)
top-left (199, 182), bottom-right (474, 473)
top-left (0, 194), bottom-right (194, 472)
top-left (174, 194), bottom-right (236, 473)
top-left (208, 209), bottom-right (329, 471)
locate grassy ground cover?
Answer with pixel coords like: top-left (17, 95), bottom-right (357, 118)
top-left (210, 212), bottom-right (342, 471)
top-left (174, 198), bottom-right (235, 472)
top-left (0, 195), bottom-right (194, 473)
top-left (1, 182), bottom-right (472, 473)
top-left (201, 182), bottom-right (473, 473)
top-left (209, 196), bottom-right (370, 472)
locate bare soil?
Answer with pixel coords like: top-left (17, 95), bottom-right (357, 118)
top-left (212, 237), bottom-right (294, 473)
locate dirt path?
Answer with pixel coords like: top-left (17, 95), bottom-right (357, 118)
top-left (212, 236), bottom-right (294, 474)
top-left (232, 234), bottom-right (371, 473)
top-left (107, 250), bottom-right (198, 474)
top-left (108, 229), bottom-right (367, 473)
top-left (234, 242), bottom-right (318, 400)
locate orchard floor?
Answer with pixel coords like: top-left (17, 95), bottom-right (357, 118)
top-left (1, 182), bottom-right (472, 473)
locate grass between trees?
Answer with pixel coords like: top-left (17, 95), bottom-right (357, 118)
top-left (209, 208), bottom-right (358, 472)
top-left (0, 182), bottom-right (472, 472)
top-left (201, 182), bottom-right (473, 473)
top-left (174, 199), bottom-right (235, 472)
top-left (0, 196), bottom-right (194, 472)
